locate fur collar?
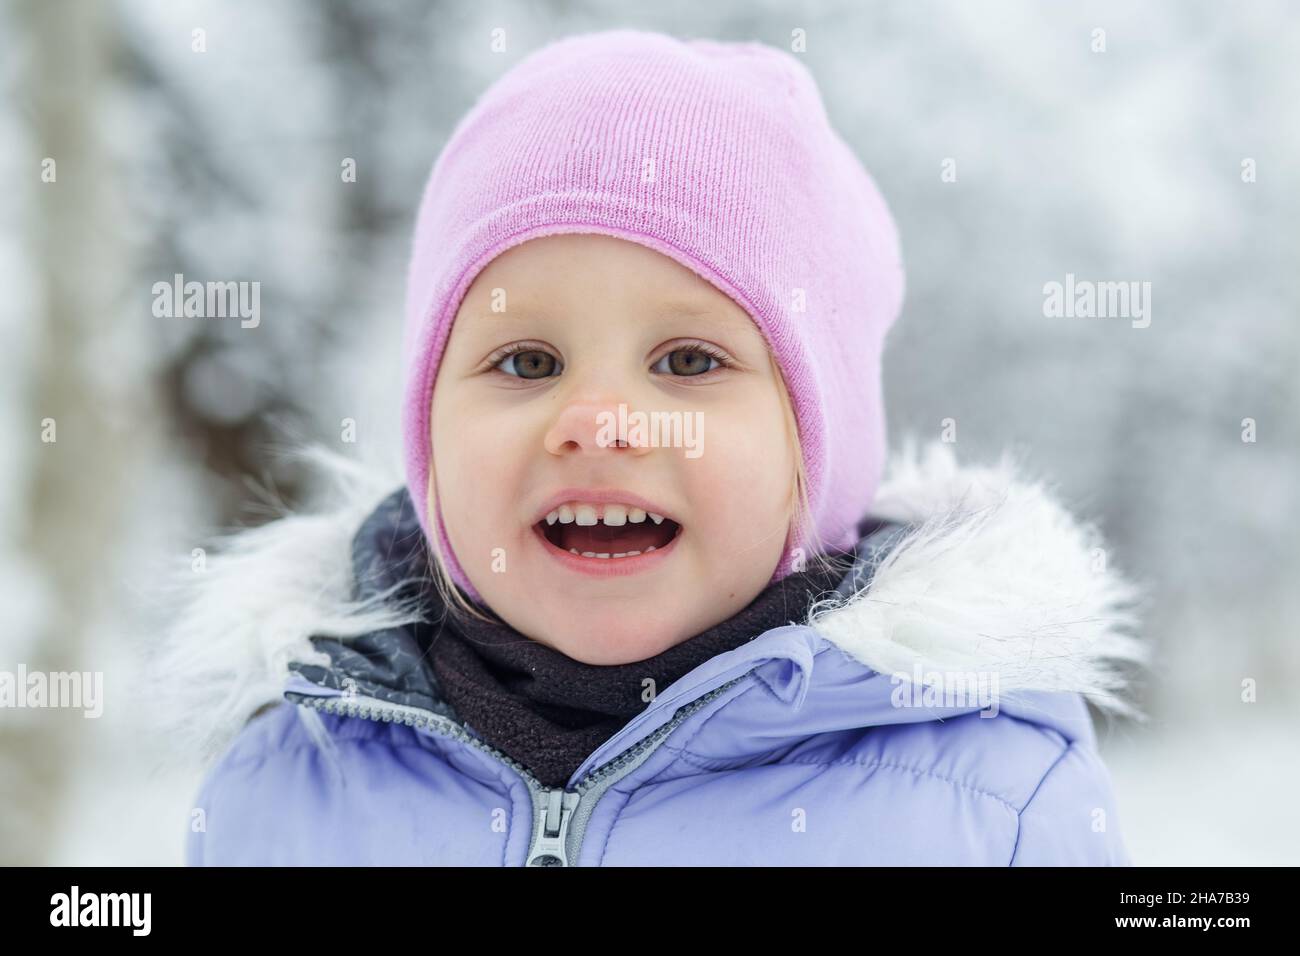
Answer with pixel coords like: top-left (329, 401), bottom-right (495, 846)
top-left (149, 440), bottom-right (1148, 765)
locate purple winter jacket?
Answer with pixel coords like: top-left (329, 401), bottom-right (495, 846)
top-left (176, 442), bottom-right (1146, 866)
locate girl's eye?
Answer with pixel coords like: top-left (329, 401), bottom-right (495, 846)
top-left (652, 344), bottom-right (728, 377)
top-left (494, 347), bottom-right (560, 379)
top-left (488, 342), bottom-right (731, 381)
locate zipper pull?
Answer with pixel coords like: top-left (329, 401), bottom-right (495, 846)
top-left (526, 788), bottom-right (580, 866)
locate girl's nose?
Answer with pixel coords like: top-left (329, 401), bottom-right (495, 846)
top-left (543, 396), bottom-right (652, 457)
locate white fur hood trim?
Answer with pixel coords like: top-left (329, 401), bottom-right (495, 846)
top-left (807, 440), bottom-right (1149, 721)
top-left (149, 440), bottom-right (1149, 765)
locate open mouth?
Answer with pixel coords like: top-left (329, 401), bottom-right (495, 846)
top-left (534, 510), bottom-right (683, 559)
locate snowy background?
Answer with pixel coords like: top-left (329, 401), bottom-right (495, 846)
top-left (2, 0), bottom-right (1297, 865)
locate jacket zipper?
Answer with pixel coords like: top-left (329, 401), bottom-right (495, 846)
top-left (287, 666), bottom-right (758, 866)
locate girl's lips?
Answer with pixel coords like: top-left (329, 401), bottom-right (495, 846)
top-left (532, 521), bottom-right (682, 577)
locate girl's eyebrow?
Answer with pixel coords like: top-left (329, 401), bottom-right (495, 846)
top-left (655, 299), bottom-right (712, 316)
top-left (655, 301), bottom-right (750, 327)
top-left (468, 306), bottom-right (550, 323)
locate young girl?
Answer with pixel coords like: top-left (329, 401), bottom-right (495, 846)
top-left (168, 29), bottom-right (1147, 866)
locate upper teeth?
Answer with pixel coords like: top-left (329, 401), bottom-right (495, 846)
top-left (545, 503), bottom-right (666, 526)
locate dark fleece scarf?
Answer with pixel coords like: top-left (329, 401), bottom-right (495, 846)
top-left (428, 557), bottom-right (853, 789)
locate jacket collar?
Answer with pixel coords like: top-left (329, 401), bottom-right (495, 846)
top-left (153, 440), bottom-right (1149, 765)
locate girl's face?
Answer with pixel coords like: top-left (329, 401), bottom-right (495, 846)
top-left (430, 233), bottom-right (796, 664)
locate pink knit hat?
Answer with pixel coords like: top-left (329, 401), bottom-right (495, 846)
top-left (402, 29), bottom-right (904, 605)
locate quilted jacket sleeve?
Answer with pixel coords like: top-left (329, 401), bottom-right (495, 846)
top-left (185, 701), bottom-right (304, 866)
top-left (1010, 741), bottom-right (1133, 866)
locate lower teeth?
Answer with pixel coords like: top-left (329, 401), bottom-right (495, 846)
top-left (568, 546), bottom-right (656, 559)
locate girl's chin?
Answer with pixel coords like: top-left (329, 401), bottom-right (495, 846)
top-left (493, 594), bottom-right (691, 662)
top-left (540, 628), bottom-right (687, 665)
